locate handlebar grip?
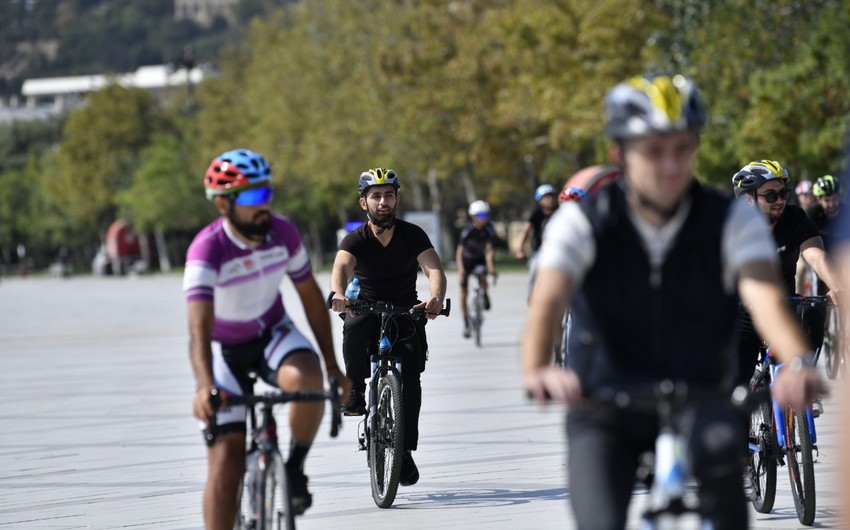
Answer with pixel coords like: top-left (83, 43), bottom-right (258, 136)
top-left (203, 388), bottom-right (222, 447)
top-left (441, 298), bottom-right (451, 317)
top-left (326, 291), bottom-right (336, 309)
top-left (328, 378), bottom-right (342, 438)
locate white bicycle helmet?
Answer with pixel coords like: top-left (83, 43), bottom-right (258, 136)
top-left (468, 200), bottom-right (491, 217)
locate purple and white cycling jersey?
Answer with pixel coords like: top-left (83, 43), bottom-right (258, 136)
top-left (183, 213), bottom-right (313, 344)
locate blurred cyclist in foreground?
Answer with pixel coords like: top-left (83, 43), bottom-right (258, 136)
top-left (522, 74), bottom-right (822, 529)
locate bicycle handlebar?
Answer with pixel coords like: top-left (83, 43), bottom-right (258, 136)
top-left (204, 379), bottom-right (343, 446)
top-left (326, 291), bottom-right (451, 318)
top-left (586, 381), bottom-right (768, 414)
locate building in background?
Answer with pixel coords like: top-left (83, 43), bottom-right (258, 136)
top-left (174, 0), bottom-right (237, 27)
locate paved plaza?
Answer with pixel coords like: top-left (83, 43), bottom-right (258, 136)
top-left (0, 271), bottom-right (846, 529)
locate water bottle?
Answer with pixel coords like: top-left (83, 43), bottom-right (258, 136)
top-left (345, 277), bottom-right (361, 300)
top-left (652, 430), bottom-right (686, 507)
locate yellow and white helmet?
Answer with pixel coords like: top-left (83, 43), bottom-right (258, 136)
top-left (732, 160), bottom-right (790, 197)
top-left (358, 167), bottom-right (400, 196)
top-left (604, 73), bottom-right (706, 140)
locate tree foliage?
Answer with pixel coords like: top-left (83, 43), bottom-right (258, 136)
top-left (3, 0), bottom-right (849, 271)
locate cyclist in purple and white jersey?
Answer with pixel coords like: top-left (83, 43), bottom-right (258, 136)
top-left (184, 149), bottom-right (350, 530)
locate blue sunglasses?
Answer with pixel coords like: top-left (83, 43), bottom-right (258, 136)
top-left (233, 186), bottom-right (273, 206)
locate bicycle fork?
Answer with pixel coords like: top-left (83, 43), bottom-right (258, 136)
top-left (359, 335), bottom-right (402, 452)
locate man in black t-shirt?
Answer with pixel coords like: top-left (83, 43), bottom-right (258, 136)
top-left (516, 184), bottom-right (558, 297)
top-left (732, 161), bottom-right (842, 393)
top-left (330, 167), bottom-right (447, 487)
top-left (456, 200), bottom-right (498, 337)
top-left (806, 175), bottom-right (842, 295)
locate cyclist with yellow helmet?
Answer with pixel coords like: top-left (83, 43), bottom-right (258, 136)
top-left (329, 167), bottom-right (447, 486)
top-left (732, 160), bottom-right (842, 402)
top-left (522, 74), bottom-right (821, 529)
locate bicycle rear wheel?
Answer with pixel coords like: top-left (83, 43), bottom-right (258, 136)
top-left (785, 409), bottom-right (815, 525)
top-left (259, 450), bottom-right (292, 530)
top-left (369, 372), bottom-right (404, 508)
top-left (748, 390), bottom-right (777, 513)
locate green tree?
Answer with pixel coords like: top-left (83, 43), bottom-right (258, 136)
top-left (54, 83), bottom-right (163, 229)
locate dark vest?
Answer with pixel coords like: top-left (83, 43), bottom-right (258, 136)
top-left (568, 178), bottom-right (739, 394)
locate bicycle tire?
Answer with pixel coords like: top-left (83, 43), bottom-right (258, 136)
top-left (749, 391), bottom-right (777, 513)
top-left (259, 451), bottom-right (292, 530)
top-left (785, 408), bottom-right (816, 525)
top-left (473, 289), bottom-right (482, 348)
top-left (233, 474), bottom-right (250, 530)
top-left (825, 307), bottom-right (844, 380)
top-left (369, 372), bottom-right (404, 508)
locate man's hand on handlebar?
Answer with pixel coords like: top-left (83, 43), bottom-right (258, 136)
top-left (414, 296), bottom-right (444, 320)
top-left (524, 366), bottom-right (583, 406)
top-left (194, 384), bottom-right (224, 422)
top-left (330, 293), bottom-right (356, 317)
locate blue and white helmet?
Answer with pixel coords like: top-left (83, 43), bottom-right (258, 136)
top-left (534, 184), bottom-right (557, 202)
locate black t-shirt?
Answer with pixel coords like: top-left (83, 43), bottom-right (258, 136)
top-left (458, 222), bottom-right (495, 261)
top-left (339, 219), bottom-right (434, 304)
top-left (773, 205), bottom-right (820, 295)
top-left (528, 207), bottom-right (551, 252)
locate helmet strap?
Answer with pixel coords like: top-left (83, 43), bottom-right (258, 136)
top-left (366, 202), bottom-right (397, 235)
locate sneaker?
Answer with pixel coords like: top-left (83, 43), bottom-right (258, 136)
top-left (341, 389), bottom-right (367, 416)
top-left (812, 396), bottom-right (824, 418)
top-left (285, 464), bottom-right (313, 515)
top-left (743, 471), bottom-right (756, 501)
top-left (400, 452), bottom-right (420, 486)
top-left (463, 317), bottom-right (471, 339)
top-left (483, 292), bottom-right (491, 311)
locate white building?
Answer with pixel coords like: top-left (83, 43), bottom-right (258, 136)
top-left (175, 0), bottom-right (237, 27)
top-left (3, 64), bottom-right (210, 122)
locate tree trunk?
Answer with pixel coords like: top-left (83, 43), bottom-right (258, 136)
top-left (155, 229), bottom-right (171, 272)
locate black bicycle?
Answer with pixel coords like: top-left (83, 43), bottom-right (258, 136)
top-left (206, 379), bottom-right (342, 530)
top-left (468, 265), bottom-right (488, 347)
top-left (329, 293), bottom-right (450, 507)
top-left (821, 302), bottom-right (845, 380)
top-left (590, 381), bottom-right (762, 529)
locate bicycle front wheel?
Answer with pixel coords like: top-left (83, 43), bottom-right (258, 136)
top-left (259, 451), bottom-right (293, 530)
top-left (785, 409), bottom-right (816, 525)
top-left (473, 295), bottom-right (482, 348)
top-left (749, 391), bottom-right (777, 513)
top-left (369, 372), bottom-right (404, 508)
top-left (825, 307), bottom-right (844, 380)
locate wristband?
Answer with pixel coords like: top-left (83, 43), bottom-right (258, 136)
top-left (787, 352), bottom-right (816, 372)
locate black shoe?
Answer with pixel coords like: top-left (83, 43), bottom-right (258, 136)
top-left (341, 389), bottom-right (366, 416)
top-left (400, 452), bottom-right (419, 486)
top-left (743, 470), bottom-right (756, 501)
top-left (483, 292), bottom-right (491, 311)
top-left (285, 464), bottom-right (313, 515)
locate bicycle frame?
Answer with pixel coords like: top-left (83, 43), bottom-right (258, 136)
top-left (366, 314), bottom-right (404, 440)
top-left (765, 346), bottom-right (818, 450)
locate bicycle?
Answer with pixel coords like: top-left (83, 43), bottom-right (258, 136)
top-left (329, 293), bottom-right (450, 508)
top-left (467, 265), bottom-right (488, 347)
top-left (205, 378), bottom-right (342, 530)
top-left (747, 295), bottom-right (826, 526)
top-left (591, 380), bottom-right (759, 530)
top-left (821, 302), bottom-right (845, 380)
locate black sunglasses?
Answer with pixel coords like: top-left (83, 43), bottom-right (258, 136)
top-left (756, 188), bottom-right (792, 204)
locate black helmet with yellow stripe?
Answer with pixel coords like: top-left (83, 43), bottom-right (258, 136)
top-left (358, 167), bottom-right (400, 197)
top-left (604, 74), bottom-right (706, 140)
top-left (731, 160), bottom-right (790, 197)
